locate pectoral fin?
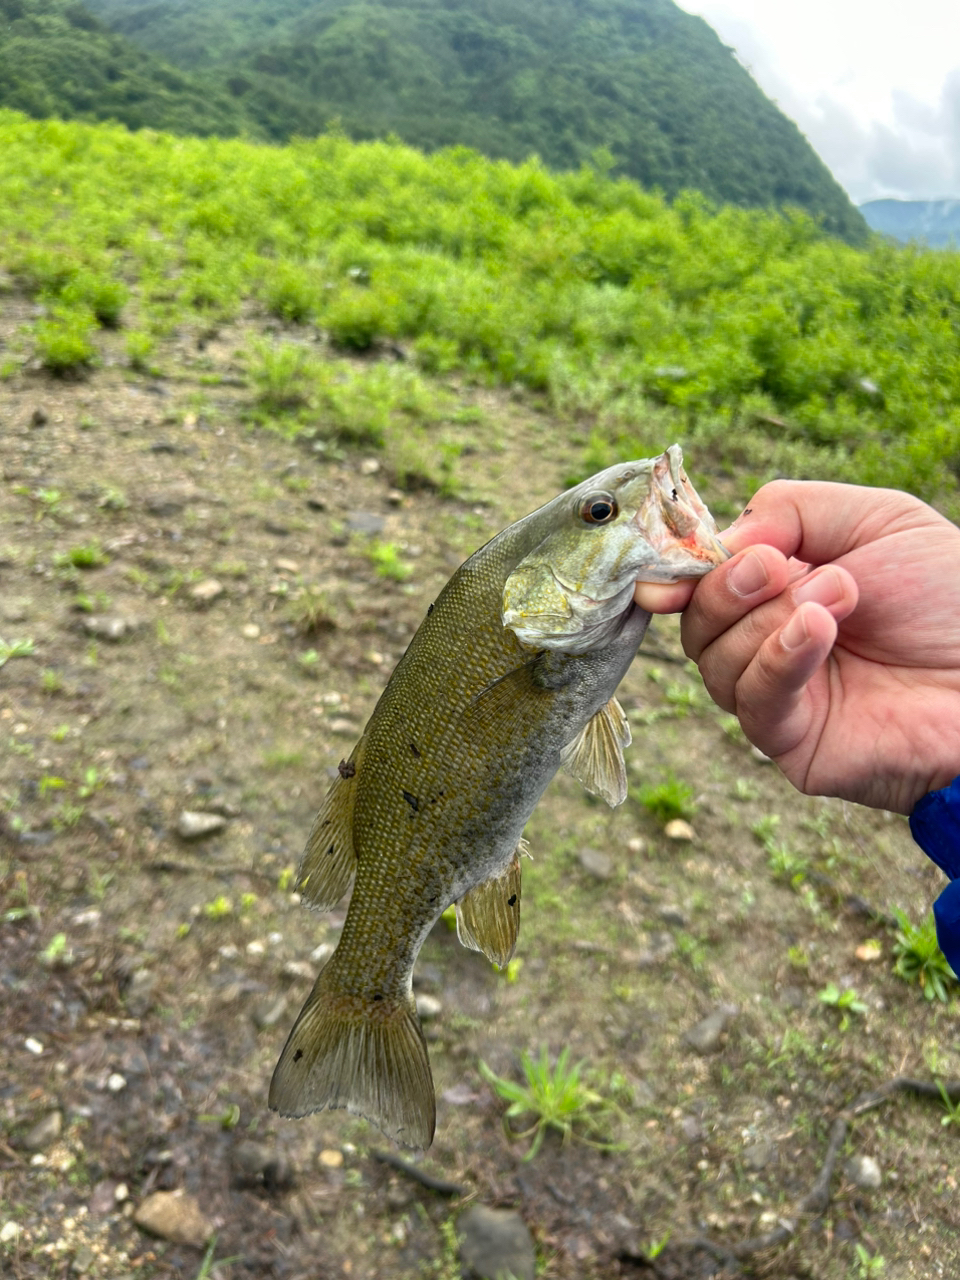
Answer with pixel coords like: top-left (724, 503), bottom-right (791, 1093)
top-left (560, 696), bottom-right (631, 807)
top-left (456, 844), bottom-right (525, 968)
top-left (297, 738), bottom-right (364, 910)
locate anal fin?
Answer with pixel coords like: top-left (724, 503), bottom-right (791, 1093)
top-left (456, 843), bottom-right (525, 968)
top-left (297, 737), bottom-right (364, 910)
top-left (560, 696), bottom-right (631, 807)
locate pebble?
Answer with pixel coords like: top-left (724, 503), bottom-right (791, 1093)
top-left (578, 848), bottom-right (613, 880)
top-left (274, 558), bottom-right (300, 573)
top-left (190, 579), bottom-right (225, 604)
top-left (345, 512), bottom-right (385, 536)
top-left (664, 819), bottom-right (695, 841)
top-left (23, 1110), bottom-right (63, 1151)
top-left (845, 1154), bottom-right (882, 1189)
top-left (856, 940), bottom-right (883, 962)
top-left (281, 960), bottom-right (315, 981)
top-left (134, 1191), bottom-right (214, 1248)
top-left (31, 405), bottom-right (49, 426)
top-left (359, 458), bottom-right (381, 475)
top-left (241, 623), bottom-right (261, 639)
top-left (318, 1148), bottom-right (344, 1169)
top-left (232, 1140), bottom-right (294, 1192)
top-left (415, 993), bottom-right (442, 1020)
top-left (683, 1004), bottom-right (738, 1055)
top-left (176, 810), bottom-right (227, 840)
top-left (458, 1204), bottom-right (536, 1280)
top-left (658, 904), bottom-right (688, 927)
top-left (625, 835), bottom-right (647, 856)
top-left (0, 1221), bottom-right (19, 1244)
top-left (82, 615), bottom-right (136, 642)
top-left (106, 1073), bottom-right (127, 1093)
top-left (743, 1139), bottom-right (776, 1171)
top-left (25, 1037), bottom-right (44, 1055)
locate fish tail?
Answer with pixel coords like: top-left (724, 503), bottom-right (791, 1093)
top-left (268, 968), bottom-right (435, 1150)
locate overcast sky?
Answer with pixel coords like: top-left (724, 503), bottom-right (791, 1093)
top-left (677, 0), bottom-right (960, 205)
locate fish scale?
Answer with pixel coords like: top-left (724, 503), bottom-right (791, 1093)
top-left (269, 445), bottom-right (728, 1149)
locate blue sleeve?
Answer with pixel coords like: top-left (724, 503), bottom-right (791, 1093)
top-left (909, 776), bottom-right (960, 975)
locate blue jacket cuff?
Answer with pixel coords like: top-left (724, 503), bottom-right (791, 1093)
top-left (910, 775), bottom-right (960, 975)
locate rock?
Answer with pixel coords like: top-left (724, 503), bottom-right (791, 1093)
top-left (232, 1140), bottom-right (294, 1192)
top-left (658, 905), bottom-right (688, 927)
top-left (106, 1073), bottom-right (127, 1093)
top-left (82, 615), bottom-right (138, 642)
top-left (578, 848), bottom-right (613, 880)
top-left (680, 1115), bottom-right (704, 1142)
top-left (125, 968), bottom-right (157, 1017)
top-left (743, 1140), bottom-right (776, 1171)
top-left (31, 405), bottom-right (49, 426)
top-left (856, 940), bottom-right (883, 962)
top-left (359, 458), bottom-right (380, 475)
top-left (241, 623), bottom-right (261, 639)
top-left (252, 995), bottom-right (288, 1029)
top-left (664, 819), bottom-right (695, 841)
top-left (176, 810), bottom-right (227, 840)
top-left (281, 960), bottom-right (315, 981)
top-left (318, 1148), bottom-right (344, 1169)
top-left (134, 1190), bottom-right (214, 1247)
top-left (683, 1005), bottom-right (738, 1055)
top-left (346, 511), bottom-right (385, 536)
top-left (845, 1154), bottom-right (882, 1190)
top-left (415, 993), bottom-right (442, 1020)
top-left (274, 558), bottom-right (300, 574)
top-left (458, 1204), bottom-right (536, 1280)
top-left (189, 579), bottom-right (224, 604)
top-left (305, 496), bottom-right (327, 511)
top-left (625, 835), bottom-right (647, 856)
top-left (23, 1110), bottom-right (62, 1151)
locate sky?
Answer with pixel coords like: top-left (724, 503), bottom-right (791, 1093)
top-left (677, 0), bottom-right (960, 205)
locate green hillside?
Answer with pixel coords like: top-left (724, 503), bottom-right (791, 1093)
top-left (0, 111), bottom-right (956, 510)
top-left (84, 0), bottom-right (866, 241)
top-left (0, 0), bottom-right (256, 135)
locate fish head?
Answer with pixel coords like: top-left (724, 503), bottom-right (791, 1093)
top-left (502, 444), bottom-right (729, 652)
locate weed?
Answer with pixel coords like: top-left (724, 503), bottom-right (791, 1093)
top-left (38, 775), bottom-right (67, 798)
top-left (634, 775), bottom-right (695, 823)
top-left (50, 723), bottom-right (70, 742)
top-left (767, 842), bottom-right (808, 887)
top-left (125, 330), bottom-right (156, 373)
top-left (367, 541), bottom-right (413, 583)
top-left (192, 1234), bottom-right (242, 1280)
top-left (263, 748), bottom-right (305, 770)
top-left (77, 767), bottom-right (104, 799)
top-left (55, 542), bottom-right (107, 570)
top-left (298, 648), bottom-right (321, 676)
top-left (818, 983), bottom-right (867, 1031)
top-left (936, 1080), bottom-right (960, 1128)
top-left (892, 909), bottom-right (955, 1002)
top-left (751, 814), bottom-right (781, 847)
top-left (853, 1242), bottom-right (885, 1278)
top-left (98, 486), bottom-right (128, 512)
top-left (287, 587), bottom-right (336, 635)
top-left (0, 637), bottom-right (35, 667)
top-left (732, 777), bottom-right (758, 801)
top-left (478, 1046), bottom-right (612, 1160)
top-left (203, 895), bottom-right (233, 920)
top-left (41, 932), bottom-right (71, 966)
top-left (34, 306), bottom-right (98, 374)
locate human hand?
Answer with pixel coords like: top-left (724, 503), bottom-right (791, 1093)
top-left (635, 480), bottom-right (960, 814)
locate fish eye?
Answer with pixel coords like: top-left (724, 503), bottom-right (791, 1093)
top-left (579, 492), bottom-right (618, 524)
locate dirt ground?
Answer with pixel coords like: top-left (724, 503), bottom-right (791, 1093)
top-left (2, 307), bottom-right (959, 1280)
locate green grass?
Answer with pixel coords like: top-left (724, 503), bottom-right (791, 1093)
top-left (892, 909), bottom-right (956, 1002)
top-left (633, 775), bottom-right (696, 823)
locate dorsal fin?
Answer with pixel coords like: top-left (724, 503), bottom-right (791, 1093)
top-left (296, 737), bottom-right (364, 910)
top-left (456, 842), bottom-right (526, 968)
top-left (559, 696), bottom-right (631, 807)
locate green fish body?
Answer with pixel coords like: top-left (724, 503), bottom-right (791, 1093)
top-left (269, 445), bottom-right (727, 1148)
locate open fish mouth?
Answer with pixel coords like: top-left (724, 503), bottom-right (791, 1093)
top-left (633, 444), bottom-right (730, 579)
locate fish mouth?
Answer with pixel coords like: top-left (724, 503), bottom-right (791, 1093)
top-left (633, 445), bottom-right (729, 580)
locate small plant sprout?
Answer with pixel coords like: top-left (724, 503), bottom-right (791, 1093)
top-left (56, 542), bottom-right (107, 570)
top-left (634, 775), bottom-right (695, 823)
top-left (853, 1242), bottom-right (886, 1277)
top-left (818, 983), bottom-right (868, 1031)
top-left (892, 908), bottom-right (956, 1002)
top-left (477, 1046), bottom-right (612, 1160)
top-left (203, 895), bottom-right (233, 920)
top-left (937, 1080), bottom-right (960, 1128)
top-left (0, 636), bottom-right (35, 667)
top-left (367, 540), bottom-right (413, 583)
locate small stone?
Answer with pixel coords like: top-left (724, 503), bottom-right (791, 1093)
top-left (625, 836), bottom-right (647, 856)
top-left (577, 847), bottom-right (613, 879)
top-left (664, 819), bottom-right (695, 841)
top-left (310, 942), bottom-right (335, 965)
top-left (114, 1183), bottom-right (129, 1202)
top-left (359, 458), bottom-right (380, 475)
top-left (23, 1110), bottom-right (62, 1151)
top-left (328, 718), bottom-right (357, 735)
top-left (846, 1154), bottom-right (882, 1190)
top-left (25, 1037), bottom-right (44, 1055)
top-left (632, 932), bottom-right (676, 968)
top-left (241, 623), bottom-right (261, 639)
top-left (134, 1190), bottom-right (214, 1247)
top-left (415, 993), bottom-right (442, 1020)
top-left (125, 968), bottom-right (156, 1017)
top-left (71, 1243), bottom-right (94, 1274)
top-left (232, 1140), bottom-right (294, 1191)
top-left (345, 511), bottom-right (385, 536)
top-left (318, 1148), bottom-right (344, 1169)
top-left (281, 960), bottom-right (315, 981)
top-left (458, 1204), bottom-right (536, 1280)
top-left (274, 558), bottom-right (300, 574)
top-left (306, 496), bottom-right (327, 511)
top-left (176, 810), bottom-right (227, 840)
top-left (658, 905), bottom-right (688, 927)
top-left (680, 1115), bottom-right (704, 1142)
top-left (386, 489), bottom-right (405, 506)
top-left (107, 1073), bottom-right (127, 1093)
top-left (252, 995), bottom-right (288, 1029)
top-left (190, 579), bottom-right (224, 604)
top-left (856, 940), bottom-right (883, 962)
top-left (743, 1140), bottom-right (776, 1171)
top-left (683, 1005), bottom-right (738, 1056)
top-left (31, 406), bottom-right (49, 426)
top-left (82, 615), bottom-right (135, 641)
top-left (0, 1221), bottom-right (19, 1244)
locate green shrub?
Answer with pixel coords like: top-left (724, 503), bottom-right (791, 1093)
top-left (34, 306), bottom-right (98, 374)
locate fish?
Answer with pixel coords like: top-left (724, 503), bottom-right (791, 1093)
top-left (269, 444), bottom-right (728, 1149)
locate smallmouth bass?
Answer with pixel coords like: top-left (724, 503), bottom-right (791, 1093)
top-left (269, 445), bottom-right (727, 1148)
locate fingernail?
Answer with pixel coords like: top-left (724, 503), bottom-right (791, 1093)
top-left (781, 609), bottom-right (809, 651)
top-left (793, 568), bottom-right (842, 608)
top-left (728, 551), bottom-right (768, 597)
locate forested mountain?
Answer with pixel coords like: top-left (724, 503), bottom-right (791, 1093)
top-left (861, 199), bottom-right (960, 248)
top-left (83, 0), bottom-right (866, 241)
top-left (0, 0), bottom-right (250, 135)
top-left (1, 0), bottom-right (865, 241)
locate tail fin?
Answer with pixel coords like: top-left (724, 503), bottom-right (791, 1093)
top-left (269, 969), bottom-right (435, 1150)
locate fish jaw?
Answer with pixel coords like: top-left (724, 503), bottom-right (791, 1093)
top-left (502, 445), bottom-right (728, 650)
